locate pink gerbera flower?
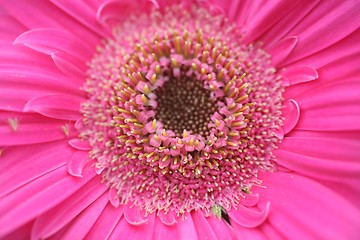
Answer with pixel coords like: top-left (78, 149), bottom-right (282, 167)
top-left (1, 0), bottom-right (360, 239)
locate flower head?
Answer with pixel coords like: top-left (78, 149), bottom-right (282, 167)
top-left (0, 0), bottom-right (360, 239)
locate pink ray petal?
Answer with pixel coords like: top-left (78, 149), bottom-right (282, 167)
top-left (0, 165), bottom-right (96, 237)
top-left (191, 211), bottom-right (219, 239)
top-left (58, 192), bottom-right (109, 240)
top-left (123, 204), bottom-right (149, 226)
top-left (14, 28), bottom-right (93, 61)
top-left (66, 150), bottom-right (91, 177)
top-left (238, 193), bottom-right (260, 207)
top-left (1, 0), bottom-right (100, 46)
top-left (51, 51), bottom-right (86, 79)
top-left (152, 216), bottom-right (177, 239)
top-left (256, 171), bottom-right (360, 239)
top-left (85, 203), bottom-right (124, 239)
top-left (96, 0), bottom-right (140, 28)
top-left (68, 138), bottom-right (91, 151)
top-left (109, 187), bottom-right (120, 208)
top-left (284, 54), bottom-right (360, 101)
top-left (267, 36), bottom-right (298, 67)
top-left (0, 12), bottom-right (26, 41)
top-left (159, 210), bottom-right (177, 226)
top-left (0, 111), bottom-right (77, 145)
top-left (320, 180), bottom-right (360, 210)
top-left (0, 140), bottom-right (73, 198)
top-left (24, 94), bottom-right (84, 121)
top-left (295, 81), bottom-right (360, 110)
top-left (228, 202), bottom-right (270, 228)
top-left (31, 177), bottom-right (107, 240)
top-left (223, 0), bottom-right (254, 27)
top-left (258, 1), bottom-right (320, 46)
top-left (206, 216), bottom-right (236, 240)
top-left (283, 0), bottom-right (360, 65)
top-left (276, 136), bottom-right (360, 182)
top-left (109, 214), bottom-right (155, 240)
top-left (281, 66), bottom-right (318, 87)
top-left (152, 212), bottom-right (199, 240)
top-left (1, 221), bottom-right (34, 240)
top-left (244, 1), bottom-right (302, 43)
top-left (232, 222), bottom-right (268, 240)
top-left (281, 99), bottom-right (300, 135)
top-left (287, 28), bottom-right (360, 69)
top-left (259, 222), bottom-right (286, 240)
top-left (50, 0), bottom-right (109, 38)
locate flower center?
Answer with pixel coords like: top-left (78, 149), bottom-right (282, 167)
top-left (154, 72), bottom-right (218, 137)
top-left (80, 5), bottom-right (284, 215)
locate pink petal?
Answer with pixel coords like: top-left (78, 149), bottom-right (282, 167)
top-left (51, 51), bottom-right (86, 79)
top-left (1, 221), bottom-right (34, 240)
top-left (24, 94), bottom-right (84, 121)
top-left (267, 36), bottom-right (298, 67)
top-left (281, 66), bottom-right (318, 86)
top-left (228, 202), bottom-right (270, 228)
top-left (0, 141), bottom-right (73, 198)
top-left (159, 210), bottom-right (177, 226)
top-left (232, 222), bottom-right (268, 240)
top-left (221, 0), bottom-right (255, 27)
top-left (0, 12), bottom-right (26, 41)
top-left (68, 138), bottom-right (91, 151)
top-left (206, 216), bottom-right (236, 240)
top-left (31, 176), bottom-right (107, 240)
top-left (259, 222), bottom-right (286, 240)
top-left (58, 192), bottom-right (109, 240)
top-left (50, 0), bottom-right (109, 38)
top-left (191, 211), bottom-right (219, 239)
top-left (14, 28), bottom-right (92, 61)
top-left (284, 0), bottom-right (360, 65)
top-left (109, 187), bottom-right (120, 208)
top-left (0, 111), bottom-right (77, 145)
top-left (66, 151), bottom-right (91, 177)
top-left (281, 99), bottom-right (300, 135)
top-left (0, 165), bottom-right (96, 237)
top-left (0, 63), bottom-right (82, 111)
top-left (238, 193), bottom-right (260, 207)
top-left (96, 0), bottom-right (139, 28)
top-left (288, 28), bottom-right (360, 69)
top-left (153, 212), bottom-right (199, 240)
top-left (258, 1), bottom-right (320, 46)
top-left (244, 1), bottom-right (302, 43)
top-left (276, 136), bottom-right (360, 182)
top-left (85, 203), bottom-right (124, 239)
top-left (152, 216), bottom-right (178, 239)
top-left (123, 204), bottom-right (149, 226)
top-left (109, 214), bottom-right (155, 240)
top-left (294, 85), bottom-right (360, 131)
top-left (1, 0), bottom-right (100, 46)
top-left (256, 171), bottom-right (360, 239)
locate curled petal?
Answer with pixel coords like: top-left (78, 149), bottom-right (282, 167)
top-left (282, 99), bottom-right (300, 135)
top-left (281, 66), bottom-right (318, 86)
top-left (68, 138), bottom-right (91, 151)
top-left (109, 188), bottom-right (120, 208)
top-left (123, 204), bottom-right (148, 226)
top-left (66, 151), bottom-right (90, 177)
top-left (238, 193), bottom-right (260, 207)
top-left (159, 210), bottom-right (177, 226)
top-left (228, 202), bottom-right (271, 228)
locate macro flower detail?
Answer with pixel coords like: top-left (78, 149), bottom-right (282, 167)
top-left (0, 0), bottom-right (360, 239)
top-left (82, 6), bottom-right (283, 214)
